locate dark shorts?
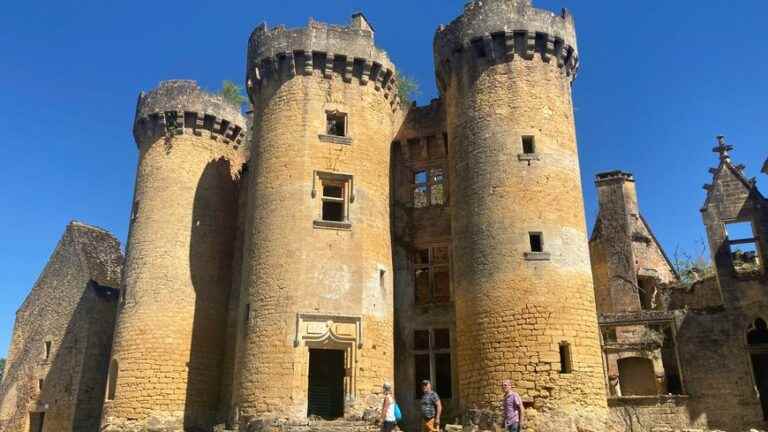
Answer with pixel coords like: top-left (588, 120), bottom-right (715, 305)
top-left (506, 424), bottom-right (520, 432)
top-left (381, 420), bottom-right (396, 432)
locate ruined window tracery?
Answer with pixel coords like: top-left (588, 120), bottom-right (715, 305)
top-left (413, 328), bottom-right (452, 399)
top-left (413, 168), bottom-right (445, 208)
top-left (414, 245), bottom-right (451, 305)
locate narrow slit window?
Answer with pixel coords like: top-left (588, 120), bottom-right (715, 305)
top-left (559, 342), bottom-right (572, 374)
top-left (244, 304), bottom-right (251, 333)
top-left (522, 136), bottom-right (536, 154)
top-left (107, 360), bottom-right (118, 401)
top-left (326, 111), bottom-right (347, 137)
top-left (379, 269), bottom-right (386, 290)
top-left (529, 232), bottom-right (544, 253)
top-left (44, 341), bottom-right (51, 360)
top-left (38, 379), bottom-right (44, 391)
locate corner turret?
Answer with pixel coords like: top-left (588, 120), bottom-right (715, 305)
top-left (133, 80), bottom-right (246, 148)
top-left (434, 0), bottom-right (578, 92)
top-left (246, 16), bottom-right (399, 108)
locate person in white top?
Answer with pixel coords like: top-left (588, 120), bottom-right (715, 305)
top-left (380, 382), bottom-right (397, 432)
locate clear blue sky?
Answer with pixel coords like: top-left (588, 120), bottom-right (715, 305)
top-left (1, 1), bottom-right (766, 356)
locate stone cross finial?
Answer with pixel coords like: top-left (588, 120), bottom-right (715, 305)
top-left (712, 135), bottom-right (734, 160)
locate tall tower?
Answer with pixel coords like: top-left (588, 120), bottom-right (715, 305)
top-left (103, 80), bottom-right (247, 431)
top-left (236, 15), bottom-right (403, 426)
top-left (434, 0), bottom-right (606, 421)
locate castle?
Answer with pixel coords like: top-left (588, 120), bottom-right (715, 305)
top-left (1, 1), bottom-right (767, 431)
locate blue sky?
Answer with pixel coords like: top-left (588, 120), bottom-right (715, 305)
top-left (0, 0), bottom-right (766, 356)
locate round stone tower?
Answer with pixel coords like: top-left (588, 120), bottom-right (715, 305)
top-left (434, 0), bottom-right (606, 423)
top-left (103, 80), bottom-right (247, 431)
top-left (235, 15), bottom-right (402, 426)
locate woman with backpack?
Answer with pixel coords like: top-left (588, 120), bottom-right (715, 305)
top-left (380, 383), bottom-right (401, 432)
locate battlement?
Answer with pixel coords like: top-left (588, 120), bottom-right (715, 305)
top-left (133, 80), bottom-right (247, 147)
top-left (434, 0), bottom-right (579, 89)
top-left (246, 15), bottom-right (399, 105)
top-left (595, 170), bottom-right (635, 185)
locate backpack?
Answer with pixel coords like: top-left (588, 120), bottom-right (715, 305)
top-left (393, 402), bottom-right (403, 422)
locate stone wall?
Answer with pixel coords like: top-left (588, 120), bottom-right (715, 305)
top-left (102, 80), bottom-right (247, 431)
top-left (237, 14), bottom-right (404, 427)
top-left (435, 0), bottom-right (606, 426)
top-left (0, 221), bottom-right (122, 432)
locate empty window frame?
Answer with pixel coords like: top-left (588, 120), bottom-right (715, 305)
top-left (559, 341), bottom-right (573, 374)
top-left (107, 360), bottom-right (118, 401)
top-left (522, 136), bottom-right (536, 154)
top-left (725, 221), bottom-right (762, 274)
top-left (414, 245), bottom-right (451, 305)
top-left (413, 328), bottom-right (453, 399)
top-left (413, 168), bottom-right (446, 208)
top-left (44, 341), bottom-right (51, 361)
top-left (313, 171), bottom-right (353, 228)
top-left (529, 232), bottom-right (544, 253)
top-left (326, 111), bottom-right (347, 137)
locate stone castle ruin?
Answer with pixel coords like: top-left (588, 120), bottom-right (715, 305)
top-left (1, 1), bottom-right (767, 431)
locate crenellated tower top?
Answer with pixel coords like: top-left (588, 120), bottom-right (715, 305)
top-left (246, 15), bottom-right (400, 108)
top-left (133, 80), bottom-right (247, 148)
top-left (433, 0), bottom-right (579, 91)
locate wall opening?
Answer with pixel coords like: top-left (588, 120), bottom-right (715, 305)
top-left (559, 342), bottom-right (573, 373)
top-left (29, 412), bottom-right (45, 432)
top-left (326, 111), bottom-right (347, 137)
top-left (414, 246), bottom-right (451, 305)
top-left (321, 183), bottom-right (345, 222)
top-left (725, 221), bottom-right (762, 275)
top-left (44, 341), bottom-right (51, 361)
top-left (748, 318), bottom-right (768, 419)
top-left (413, 328), bottom-right (452, 399)
top-left (617, 357), bottom-right (656, 396)
top-left (307, 349), bottom-right (345, 420)
top-left (522, 136), bottom-right (536, 154)
top-left (637, 276), bottom-right (657, 310)
top-left (529, 232), bottom-right (544, 252)
top-left (107, 360), bottom-right (118, 401)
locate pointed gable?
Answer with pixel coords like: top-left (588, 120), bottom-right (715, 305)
top-left (701, 137), bottom-right (763, 217)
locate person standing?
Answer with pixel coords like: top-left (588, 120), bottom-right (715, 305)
top-left (380, 383), bottom-right (397, 432)
top-left (420, 380), bottom-right (442, 432)
top-left (501, 380), bottom-right (524, 432)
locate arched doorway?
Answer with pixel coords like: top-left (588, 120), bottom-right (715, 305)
top-left (748, 318), bottom-right (768, 419)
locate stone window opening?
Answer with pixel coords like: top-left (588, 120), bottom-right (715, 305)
top-left (413, 328), bottom-right (453, 399)
top-left (312, 171), bottom-right (353, 230)
top-left (414, 245), bottom-right (451, 305)
top-left (522, 136), bottom-right (536, 154)
top-left (617, 357), bottom-right (656, 396)
top-left (243, 303), bottom-right (251, 334)
top-left (559, 341), bottom-right (573, 374)
top-left (38, 378), bottom-right (44, 392)
top-left (529, 232), bottom-right (544, 252)
top-left (43, 340), bottom-right (51, 361)
top-left (413, 168), bottom-right (445, 208)
top-left (637, 276), bottom-right (658, 310)
top-left (725, 220), bottom-right (762, 275)
top-left (379, 268), bottom-right (386, 290)
top-left (326, 111), bottom-right (347, 137)
top-left (106, 359), bottom-right (118, 401)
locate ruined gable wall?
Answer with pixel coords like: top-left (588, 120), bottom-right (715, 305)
top-left (0, 222), bottom-right (122, 432)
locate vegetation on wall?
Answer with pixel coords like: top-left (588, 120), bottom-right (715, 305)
top-left (219, 80), bottom-right (246, 108)
top-left (673, 241), bottom-right (715, 288)
top-left (395, 73), bottom-right (419, 107)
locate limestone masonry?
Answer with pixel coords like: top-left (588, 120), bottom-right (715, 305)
top-left (2, 1), bottom-right (768, 432)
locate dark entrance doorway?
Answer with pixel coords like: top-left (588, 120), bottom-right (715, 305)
top-left (307, 349), bottom-right (345, 419)
top-left (748, 318), bottom-right (768, 420)
top-left (29, 412), bottom-right (45, 432)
